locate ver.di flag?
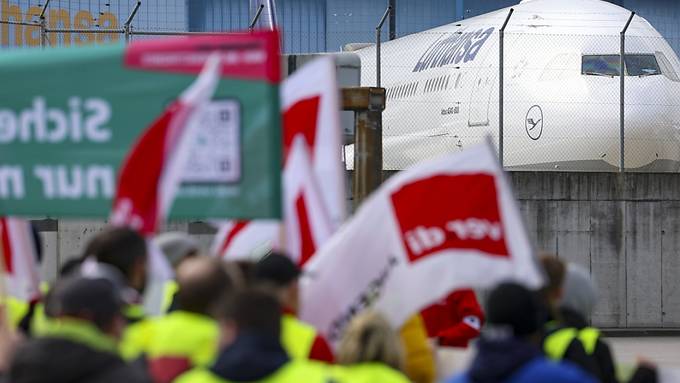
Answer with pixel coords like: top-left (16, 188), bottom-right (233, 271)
top-left (300, 142), bottom-right (544, 345)
top-left (213, 57), bottom-right (345, 264)
top-left (0, 217), bottom-right (40, 302)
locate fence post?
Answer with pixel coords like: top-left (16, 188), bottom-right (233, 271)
top-left (620, 12), bottom-right (635, 173)
top-left (498, 8), bottom-right (513, 168)
top-left (342, 87), bottom-right (386, 206)
top-left (249, 4), bottom-right (265, 32)
top-left (38, 0), bottom-right (50, 49)
top-left (375, 6), bottom-right (391, 88)
top-left (124, 1), bottom-right (142, 44)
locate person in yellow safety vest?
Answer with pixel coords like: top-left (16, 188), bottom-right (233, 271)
top-left (154, 232), bottom-right (201, 313)
top-left (253, 252), bottom-right (334, 363)
top-left (174, 288), bottom-right (333, 383)
top-left (6, 268), bottom-right (150, 382)
top-left (332, 310), bottom-right (411, 383)
top-left (539, 256), bottom-right (599, 376)
top-left (83, 227), bottom-right (151, 361)
top-left (544, 262), bottom-right (618, 383)
top-left (147, 256), bottom-right (236, 383)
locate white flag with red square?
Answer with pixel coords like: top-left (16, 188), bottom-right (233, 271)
top-left (300, 142), bottom-right (543, 344)
top-left (213, 57), bottom-right (345, 265)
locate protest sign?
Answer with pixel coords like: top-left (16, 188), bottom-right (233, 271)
top-left (0, 32), bottom-right (282, 220)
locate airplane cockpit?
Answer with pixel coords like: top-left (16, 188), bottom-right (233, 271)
top-left (581, 53), bottom-right (679, 81)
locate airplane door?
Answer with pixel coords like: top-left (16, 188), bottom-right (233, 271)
top-left (468, 63), bottom-right (496, 126)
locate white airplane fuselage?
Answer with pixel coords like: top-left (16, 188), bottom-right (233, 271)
top-left (352, 0), bottom-right (680, 171)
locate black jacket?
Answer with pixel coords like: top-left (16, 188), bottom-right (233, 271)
top-left (559, 307), bottom-right (618, 383)
top-left (7, 337), bottom-right (150, 383)
top-left (210, 332), bottom-right (289, 382)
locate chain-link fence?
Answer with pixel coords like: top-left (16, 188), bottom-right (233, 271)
top-left (353, 7), bottom-right (680, 173)
top-left (3, 1), bottom-right (680, 173)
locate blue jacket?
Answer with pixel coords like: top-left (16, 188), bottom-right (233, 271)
top-left (446, 336), bottom-right (597, 383)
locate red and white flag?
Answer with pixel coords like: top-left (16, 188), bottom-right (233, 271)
top-left (213, 57), bottom-right (345, 264)
top-left (110, 54), bottom-right (221, 235)
top-left (0, 217), bottom-right (40, 302)
top-left (300, 142), bottom-right (544, 345)
top-left (110, 55), bottom-right (221, 314)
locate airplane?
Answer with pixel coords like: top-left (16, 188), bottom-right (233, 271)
top-left (346, 0), bottom-right (680, 171)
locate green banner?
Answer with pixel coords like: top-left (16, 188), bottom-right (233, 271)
top-left (0, 33), bottom-right (282, 220)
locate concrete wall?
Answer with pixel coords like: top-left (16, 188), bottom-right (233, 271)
top-left (31, 171), bottom-right (680, 329)
top-left (511, 172), bottom-right (680, 329)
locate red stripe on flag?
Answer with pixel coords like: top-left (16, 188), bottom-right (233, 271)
top-left (1, 218), bottom-right (13, 273)
top-left (219, 221), bottom-right (250, 257)
top-left (283, 96), bottom-right (321, 165)
top-left (296, 195), bottom-right (316, 266)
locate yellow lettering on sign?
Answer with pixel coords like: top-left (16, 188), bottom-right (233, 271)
top-left (1, 0), bottom-right (22, 46)
top-left (24, 6), bottom-right (41, 47)
top-left (48, 8), bottom-right (71, 46)
top-left (96, 12), bottom-right (119, 44)
top-left (74, 10), bottom-right (95, 46)
top-left (1, 2), bottom-right (121, 47)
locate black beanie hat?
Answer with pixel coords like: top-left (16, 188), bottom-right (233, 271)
top-left (255, 252), bottom-right (301, 286)
top-left (486, 282), bottom-right (544, 337)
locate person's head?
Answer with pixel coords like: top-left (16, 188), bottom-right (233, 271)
top-left (485, 282), bottom-right (545, 343)
top-left (154, 232), bottom-right (200, 270)
top-left (84, 227), bottom-right (148, 293)
top-left (48, 266), bottom-right (130, 339)
top-left (336, 310), bottom-right (404, 371)
top-left (539, 254), bottom-right (566, 306)
top-left (254, 252), bottom-right (301, 313)
top-left (176, 256), bottom-right (234, 316)
top-left (216, 288), bottom-right (282, 348)
top-left (560, 263), bottom-right (597, 318)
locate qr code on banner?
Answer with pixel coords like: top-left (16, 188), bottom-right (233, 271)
top-left (182, 100), bottom-right (241, 184)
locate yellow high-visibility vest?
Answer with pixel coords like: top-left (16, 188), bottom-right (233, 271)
top-left (280, 314), bottom-right (316, 360)
top-left (147, 310), bottom-right (219, 367)
top-left (332, 363), bottom-right (411, 383)
top-left (544, 327), bottom-right (601, 360)
top-left (174, 360), bottom-right (333, 383)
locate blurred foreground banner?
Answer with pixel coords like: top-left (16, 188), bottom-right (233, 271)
top-left (0, 32), bottom-right (282, 220)
top-left (300, 142), bottom-right (544, 344)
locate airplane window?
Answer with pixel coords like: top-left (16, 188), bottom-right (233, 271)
top-left (445, 75), bottom-right (451, 89)
top-left (455, 73), bottom-right (461, 88)
top-left (625, 55), bottom-right (661, 76)
top-left (654, 51), bottom-right (679, 82)
top-left (582, 54), bottom-right (661, 77)
top-left (582, 55), bottom-right (620, 76)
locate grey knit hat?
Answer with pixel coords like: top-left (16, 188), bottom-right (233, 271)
top-left (154, 232), bottom-right (200, 267)
top-left (560, 263), bottom-right (598, 318)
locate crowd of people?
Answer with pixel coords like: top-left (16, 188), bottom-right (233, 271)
top-left (0, 226), bottom-right (667, 382)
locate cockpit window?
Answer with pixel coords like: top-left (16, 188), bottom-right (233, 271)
top-left (655, 51), bottom-right (680, 82)
top-left (625, 55), bottom-right (661, 76)
top-left (581, 54), bottom-right (661, 77)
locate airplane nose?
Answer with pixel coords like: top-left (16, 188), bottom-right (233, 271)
top-left (623, 79), bottom-right (680, 171)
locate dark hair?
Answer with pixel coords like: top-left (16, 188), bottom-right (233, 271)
top-left (84, 227), bottom-right (147, 282)
top-left (486, 282), bottom-right (544, 337)
top-left (254, 252), bottom-right (300, 287)
top-left (539, 255), bottom-right (565, 295)
top-left (51, 277), bottom-right (122, 330)
top-left (219, 288), bottom-right (281, 338)
top-left (176, 257), bottom-right (234, 315)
